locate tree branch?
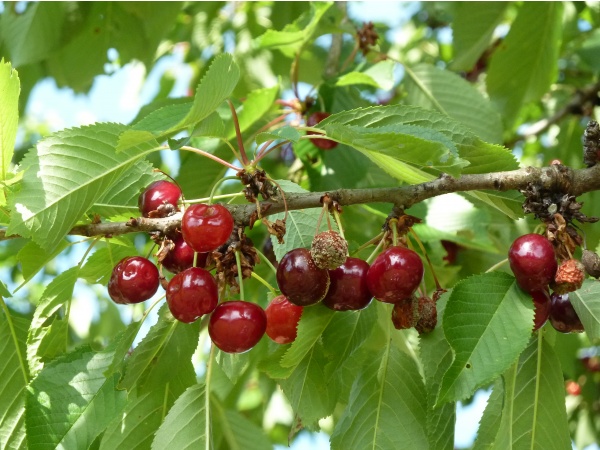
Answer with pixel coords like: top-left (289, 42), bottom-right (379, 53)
top-left (2, 164), bottom-right (600, 242)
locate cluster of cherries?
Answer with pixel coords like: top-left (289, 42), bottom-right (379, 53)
top-left (508, 233), bottom-right (585, 333)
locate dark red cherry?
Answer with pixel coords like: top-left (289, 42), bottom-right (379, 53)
top-left (166, 267), bottom-right (218, 323)
top-left (138, 180), bottom-right (181, 217)
top-left (366, 246), bottom-right (424, 304)
top-left (508, 234), bottom-right (557, 293)
top-left (306, 112), bottom-right (338, 150)
top-left (276, 248), bottom-right (330, 306)
top-left (322, 257), bottom-right (372, 311)
top-left (161, 235), bottom-right (207, 274)
top-left (549, 292), bottom-right (584, 333)
top-left (531, 290), bottom-right (551, 331)
top-left (265, 295), bottom-right (303, 344)
top-left (181, 204), bottom-right (234, 253)
top-left (208, 301), bottom-right (267, 353)
top-left (108, 256), bottom-right (160, 304)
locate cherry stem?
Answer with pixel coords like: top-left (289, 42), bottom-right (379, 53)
top-left (219, 138), bottom-right (242, 162)
top-left (180, 146), bottom-right (242, 172)
top-left (251, 272), bottom-right (277, 295)
top-left (253, 111), bottom-right (295, 137)
top-left (256, 140), bottom-right (275, 158)
top-left (315, 202), bottom-right (329, 234)
top-left (291, 51), bottom-right (301, 99)
top-left (208, 176), bottom-right (240, 204)
top-left (366, 234), bottom-right (386, 264)
top-left (253, 140), bottom-right (290, 165)
top-left (390, 219), bottom-right (399, 246)
top-left (332, 208), bottom-right (345, 239)
top-left (234, 250), bottom-right (245, 301)
top-left (227, 100), bottom-right (250, 167)
top-left (485, 258), bottom-right (508, 273)
top-left (409, 228), bottom-right (442, 291)
top-left (351, 232), bottom-right (384, 256)
top-left (193, 252), bottom-right (199, 268)
top-left (255, 247), bottom-right (278, 276)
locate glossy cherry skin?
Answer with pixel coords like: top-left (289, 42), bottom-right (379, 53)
top-left (306, 112), bottom-right (338, 150)
top-left (276, 248), bottom-right (330, 306)
top-left (209, 301), bottom-right (267, 353)
top-left (531, 290), bottom-right (551, 331)
top-left (322, 257), bottom-right (372, 311)
top-left (161, 235), bottom-right (207, 274)
top-left (166, 267), bottom-right (218, 323)
top-left (366, 246), bottom-right (424, 304)
top-left (181, 204), bottom-right (234, 253)
top-left (549, 292), bottom-right (584, 333)
top-left (108, 256), bottom-right (160, 304)
top-left (138, 180), bottom-right (181, 217)
top-left (265, 295), bottom-right (303, 344)
top-left (508, 234), bottom-right (557, 294)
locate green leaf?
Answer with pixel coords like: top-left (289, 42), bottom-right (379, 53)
top-left (336, 60), bottom-right (396, 90)
top-left (7, 123), bottom-right (159, 251)
top-left (486, 2), bottom-right (563, 128)
top-left (0, 60), bottom-right (20, 181)
top-left (192, 112), bottom-right (226, 139)
top-left (15, 239), bottom-right (70, 290)
top-left (79, 243), bottom-right (137, 285)
top-left (577, 29), bottom-right (600, 71)
top-left (227, 85), bottom-right (279, 137)
top-left (151, 383), bottom-right (208, 450)
top-left (255, 126), bottom-right (301, 144)
top-left (451, 2), bottom-right (508, 71)
top-left (0, 299), bottom-right (29, 450)
top-left (437, 272), bottom-right (534, 405)
top-left (570, 279), bottom-right (600, 341)
top-left (472, 379), bottom-right (504, 450)
top-left (26, 347), bottom-right (127, 450)
top-left (404, 63), bottom-right (503, 143)
top-left (212, 398), bottom-right (273, 450)
top-left (492, 335), bottom-right (571, 449)
top-left (132, 101), bottom-right (192, 135)
top-left (330, 345), bottom-right (428, 450)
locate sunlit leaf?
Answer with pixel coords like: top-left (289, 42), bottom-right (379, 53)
top-left (0, 60), bottom-right (19, 181)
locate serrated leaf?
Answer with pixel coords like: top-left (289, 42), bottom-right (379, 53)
top-left (330, 345), bottom-right (428, 450)
top-left (0, 60), bottom-right (20, 181)
top-left (191, 111), bottom-right (226, 139)
top-left (404, 63), bottom-right (503, 143)
top-left (26, 347), bottom-right (127, 450)
top-left (336, 60), bottom-right (396, 90)
top-left (487, 2), bottom-right (563, 128)
top-left (465, 190), bottom-right (524, 220)
top-left (0, 300), bottom-right (29, 450)
top-left (151, 383), bottom-right (208, 450)
top-left (570, 279), bottom-right (600, 341)
top-left (132, 101), bottom-right (193, 135)
top-left (116, 130), bottom-right (159, 154)
top-left (79, 243), bottom-right (137, 285)
top-left (212, 398), bottom-right (272, 450)
top-left (255, 126), bottom-right (301, 144)
top-left (473, 379), bottom-right (504, 450)
top-left (437, 272), bottom-right (534, 405)
top-left (15, 239), bottom-right (70, 290)
top-left (7, 123), bottom-right (160, 251)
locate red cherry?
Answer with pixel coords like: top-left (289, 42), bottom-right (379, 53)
top-left (161, 235), bottom-right (207, 274)
top-left (366, 246), bottom-right (424, 304)
top-left (166, 267), bottom-right (218, 323)
top-left (276, 248), bottom-right (330, 306)
top-left (508, 234), bottom-right (557, 293)
top-left (549, 292), bottom-right (584, 333)
top-left (208, 301), bottom-right (267, 353)
top-left (265, 295), bottom-right (303, 344)
top-left (322, 257), bottom-right (372, 311)
top-left (181, 204), bottom-right (234, 253)
top-left (108, 256), bottom-right (159, 304)
top-left (306, 112), bottom-right (338, 150)
top-left (531, 290), bottom-right (551, 331)
top-left (138, 180), bottom-right (181, 217)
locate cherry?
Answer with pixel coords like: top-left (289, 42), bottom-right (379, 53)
top-left (366, 246), bottom-right (424, 304)
top-left (531, 290), bottom-right (551, 331)
top-left (276, 248), bottom-right (330, 306)
top-left (508, 233), bottom-right (557, 293)
top-left (181, 203), bottom-right (234, 253)
top-left (265, 295), bottom-right (303, 344)
top-left (306, 112), bottom-right (338, 150)
top-left (322, 257), bottom-right (372, 311)
top-left (138, 180), bottom-right (181, 217)
top-left (161, 235), bottom-right (207, 274)
top-left (208, 301), bottom-right (267, 353)
top-left (549, 292), bottom-right (584, 333)
top-left (108, 256), bottom-right (160, 304)
top-left (166, 267), bottom-right (218, 323)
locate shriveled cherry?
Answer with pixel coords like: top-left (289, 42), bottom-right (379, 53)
top-left (181, 203), bottom-right (234, 253)
top-left (508, 233), bottom-right (557, 293)
top-left (322, 257), bottom-right (372, 311)
top-left (108, 256), bottom-right (160, 304)
top-left (265, 295), bottom-right (303, 344)
top-left (276, 248), bottom-right (330, 306)
top-left (166, 267), bottom-right (218, 323)
top-left (161, 235), bottom-right (207, 274)
top-left (531, 290), bottom-right (551, 331)
top-left (366, 246), bottom-right (424, 304)
top-left (209, 301), bottom-right (267, 353)
top-left (306, 112), bottom-right (338, 150)
top-left (549, 292), bottom-right (584, 333)
top-left (138, 180), bottom-right (181, 217)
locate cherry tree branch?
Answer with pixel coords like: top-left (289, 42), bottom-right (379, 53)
top-left (2, 164), bottom-right (600, 242)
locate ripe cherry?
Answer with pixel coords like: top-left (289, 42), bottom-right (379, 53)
top-left (322, 257), bottom-right (372, 311)
top-left (166, 267), bottom-right (218, 323)
top-left (549, 292), bottom-right (584, 333)
top-left (138, 180), bottom-right (181, 217)
top-left (531, 290), bottom-right (551, 331)
top-left (265, 295), bottom-right (303, 344)
top-left (161, 235), bottom-right (207, 274)
top-left (276, 248), bottom-right (330, 306)
top-left (209, 301), bottom-right (267, 353)
top-left (108, 256), bottom-right (160, 304)
top-left (366, 246), bottom-right (424, 304)
top-left (181, 204), bottom-right (234, 253)
top-left (508, 233), bottom-right (557, 293)
top-left (306, 112), bottom-right (338, 150)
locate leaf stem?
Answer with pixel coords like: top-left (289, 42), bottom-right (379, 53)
top-left (208, 176), bottom-right (240, 204)
top-left (227, 100), bottom-right (250, 167)
top-left (180, 145), bottom-right (242, 172)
